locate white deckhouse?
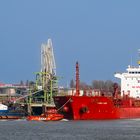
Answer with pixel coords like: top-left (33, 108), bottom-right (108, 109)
top-left (115, 62), bottom-right (140, 98)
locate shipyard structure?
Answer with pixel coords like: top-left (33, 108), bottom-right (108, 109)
top-left (0, 39), bottom-right (58, 118)
top-left (26, 38), bottom-right (58, 115)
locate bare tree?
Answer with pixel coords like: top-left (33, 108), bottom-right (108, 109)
top-left (80, 82), bottom-right (89, 90)
top-left (92, 80), bottom-right (114, 92)
top-left (92, 80), bottom-right (100, 89)
top-left (70, 79), bottom-right (75, 88)
top-left (104, 80), bottom-right (114, 92)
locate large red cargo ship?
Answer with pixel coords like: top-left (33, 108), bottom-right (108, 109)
top-left (54, 61), bottom-right (140, 120)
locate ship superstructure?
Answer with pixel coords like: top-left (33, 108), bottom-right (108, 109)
top-left (115, 65), bottom-right (140, 98)
top-left (115, 50), bottom-right (140, 98)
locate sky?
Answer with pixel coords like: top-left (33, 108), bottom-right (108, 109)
top-left (0, 0), bottom-right (140, 86)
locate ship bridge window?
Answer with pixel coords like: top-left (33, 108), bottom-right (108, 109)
top-left (135, 72), bottom-right (140, 74)
top-left (129, 72), bottom-right (135, 74)
top-left (129, 72), bottom-right (140, 74)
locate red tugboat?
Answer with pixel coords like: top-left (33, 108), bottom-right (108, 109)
top-left (27, 113), bottom-right (63, 121)
top-left (53, 61), bottom-right (140, 120)
top-left (26, 107), bottom-right (63, 121)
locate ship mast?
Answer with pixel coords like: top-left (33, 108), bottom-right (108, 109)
top-left (75, 62), bottom-right (80, 96)
top-left (138, 49), bottom-right (140, 67)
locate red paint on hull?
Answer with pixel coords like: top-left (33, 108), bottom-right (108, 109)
top-left (54, 96), bottom-right (140, 120)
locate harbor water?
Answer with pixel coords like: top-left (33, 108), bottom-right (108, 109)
top-left (0, 119), bottom-right (140, 140)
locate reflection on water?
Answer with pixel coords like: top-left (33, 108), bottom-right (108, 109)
top-left (0, 119), bottom-right (140, 140)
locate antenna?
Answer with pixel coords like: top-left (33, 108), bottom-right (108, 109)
top-left (130, 56), bottom-right (133, 67)
top-left (138, 49), bottom-right (140, 66)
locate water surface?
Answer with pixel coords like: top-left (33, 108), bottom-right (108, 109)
top-left (0, 119), bottom-right (140, 140)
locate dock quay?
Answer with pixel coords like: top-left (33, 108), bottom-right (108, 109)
top-left (24, 103), bottom-right (56, 116)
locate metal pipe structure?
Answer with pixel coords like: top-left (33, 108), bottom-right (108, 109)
top-left (41, 39), bottom-right (56, 76)
top-left (40, 39), bottom-right (57, 103)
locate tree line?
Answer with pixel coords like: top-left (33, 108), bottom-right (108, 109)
top-left (70, 79), bottom-right (120, 93)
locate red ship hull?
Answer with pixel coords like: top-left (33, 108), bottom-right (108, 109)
top-left (53, 62), bottom-right (140, 120)
top-left (54, 96), bottom-right (140, 120)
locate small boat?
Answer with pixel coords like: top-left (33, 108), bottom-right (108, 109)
top-left (27, 107), bottom-right (64, 121)
top-left (0, 104), bottom-right (8, 113)
top-left (27, 113), bottom-right (64, 121)
top-left (0, 103), bottom-right (25, 119)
